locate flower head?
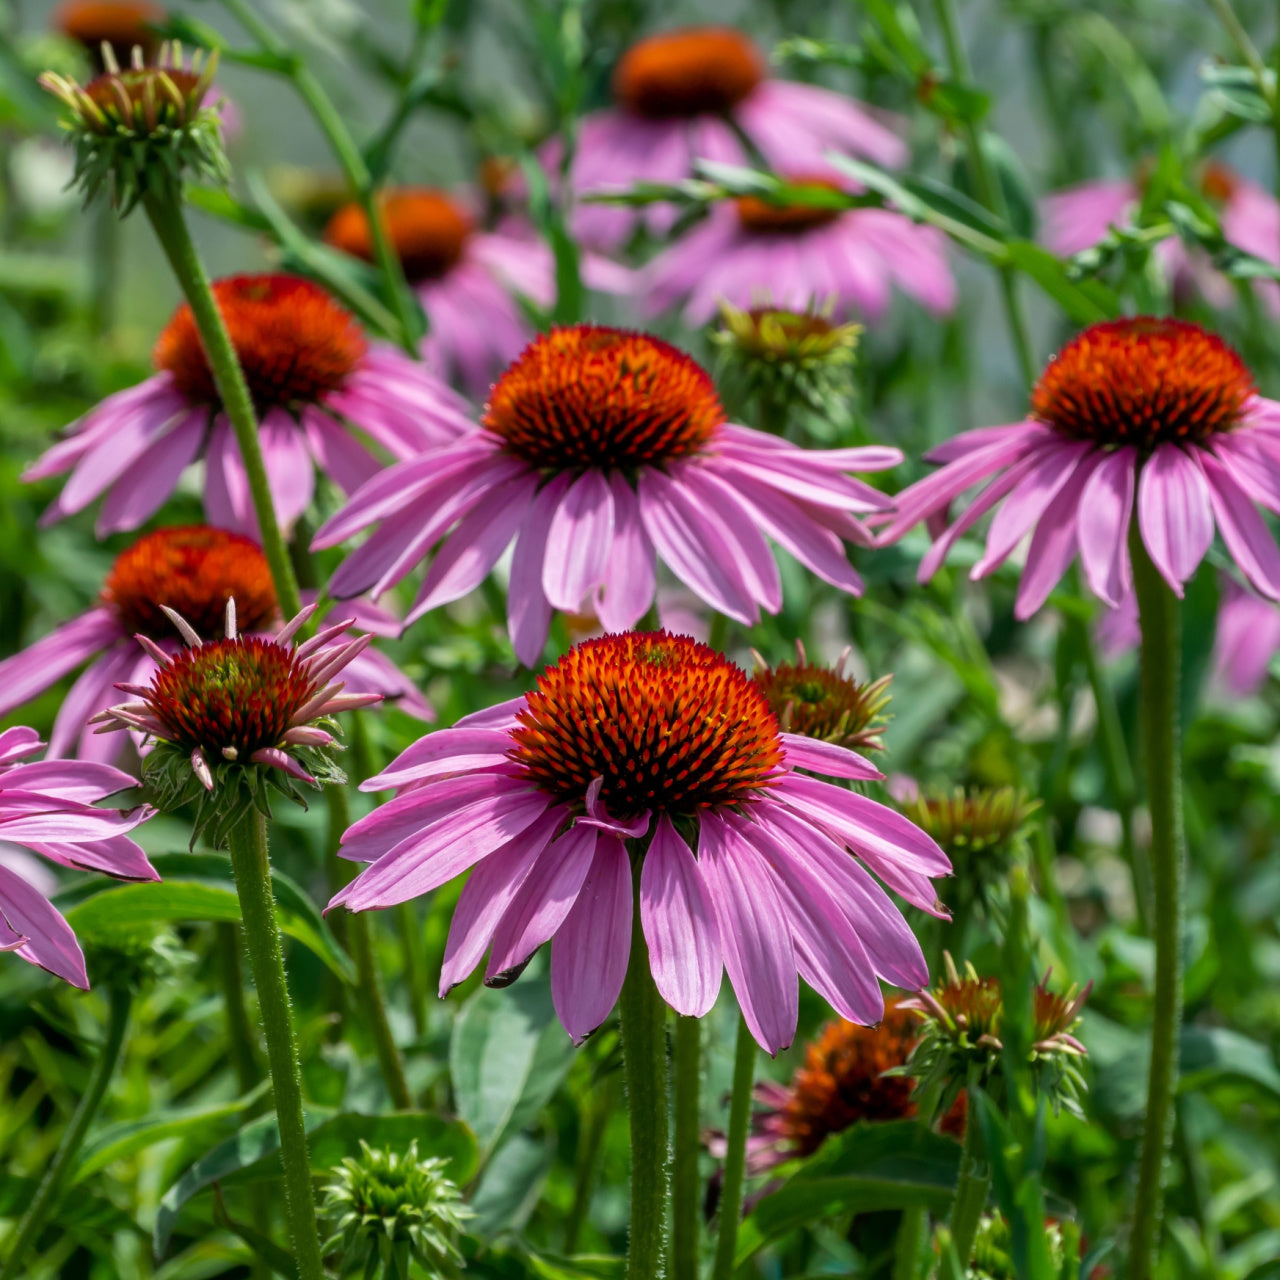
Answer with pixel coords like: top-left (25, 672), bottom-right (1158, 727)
top-left (556, 25), bottom-right (907, 251)
top-left (92, 599), bottom-right (380, 846)
top-left (53, 0), bottom-right (166, 67)
top-left (0, 525), bottom-right (430, 765)
top-left (903, 956), bottom-right (1090, 1121)
top-left (0, 726), bottom-right (156, 988)
top-left (331, 630), bottom-right (949, 1053)
top-left (323, 188), bottom-right (632, 397)
top-left (642, 179), bottom-right (956, 325)
top-left (881, 317), bottom-right (1280, 616)
top-left (895, 786), bottom-right (1036, 905)
top-left (752, 641), bottom-right (890, 753)
top-left (26, 272), bottom-right (471, 537)
top-left (315, 324), bottom-right (900, 666)
top-left (713, 303), bottom-right (861, 435)
top-left (321, 1141), bottom-right (471, 1278)
top-left (40, 42), bottom-right (226, 212)
top-left (745, 1000), bottom-right (967, 1171)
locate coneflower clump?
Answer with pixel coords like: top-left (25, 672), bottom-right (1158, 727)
top-left (91, 599), bottom-right (380, 846)
top-left (39, 41), bottom-right (227, 211)
top-left (321, 1141), bottom-right (471, 1279)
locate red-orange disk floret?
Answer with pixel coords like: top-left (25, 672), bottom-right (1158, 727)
top-left (509, 632), bottom-right (785, 819)
top-left (144, 637), bottom-right (316, 760)
top-left (484, 326), bottom-right (726, 473)
top-left (153, 273), bottom-right (366, 410)
top-left (777, 1003), bottom-right (966, 1155)
top-left (82, 65), bottom-right (203, 127)
top-left (102, 525), bottom-right (278, 640)
top-left (1030, 317), bottom-right (1255, 449)
top-left (736, 178), bottom-right (844, 236)
top-left (612, 27), bottom-right (765, 120)
top-left (54, 0), bottom-right (165, 64)
top-left (324, 189), bottom-right (473, 284)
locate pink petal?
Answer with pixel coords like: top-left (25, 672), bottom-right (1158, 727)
top-left (1077, 447), bottom-right (1137, 606)
top-left (0, 609), bottom-right (123, 718)
top-left (780, 734), bottom-right (883, 782)
top-left (596, 476), bottom-right (656, 633)
top-left (508, 474), bottom-right (573, 667)
top-left (640, 815), bottom-right (722, 1017)
top-left (1137, 444), bottom-right (1215, 595)
top-left (1197, 450), bottom-right (1280, 600)
top-left (542, 470), bottom-right (616, 613)
top-left (0, 864), bottom-right (87, 988)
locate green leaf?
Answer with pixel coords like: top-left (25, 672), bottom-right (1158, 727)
top-left (155, 1111), bottom-right (478, 1255)
top-left (1179, 1026), bottom-right (1280, 1101)
top-left (449, 976), bottom-right (577, 1172)
top-left (1002, 242), bottom-right (1121, 323)
top-left (469, 1131), bottom-right (555, 1237)
top-left (61, 852), bottom-right (356, 984)
top-left (74, 1087), bottom-right (269, 1183)
top-left (734, 1121), bottom-right (961, 1266)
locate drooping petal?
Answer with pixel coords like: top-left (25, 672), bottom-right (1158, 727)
top-left (595, 475), bottom-right (657, 633)
top-left (508, 473), bottom-right (573, 667)
top-left (0, 610), bottom-right (123, 719)
top-left (698, 812), bottom-right (798, 1054)
top-left (0, 864), bottom-right (88, 988)
top-left (1197, 450), bottom-right (1280, 600)
top-left (1077, 447), bottom-right (1137, 607)
top-left (550, 835), bottom-right (633, 1043)
top-left (639, 815), bottom-right (721, 1017)
top-left (543, 470), bottom-right (616, 613)
top-left (780, 734), bottom-right (883, 781)
top-left (1137, 443), bottom-right (1215, 595)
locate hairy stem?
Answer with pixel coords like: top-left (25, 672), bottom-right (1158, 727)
top-left (0, 985), bottom-right (131, 1280)
top-left (1128, 531), bottom-right (1186, 1278)
top-left (947, 1104), bottom-right (991, 1269)
top-left (671, 1015), bottom-right (702, 1280)
top-left (225, 811), bottom-right (324, 1280)
top-left (141, 181), bottom-right (301, 620)
top-left (619, 864), bottom-right (670, 1280)
top-left (711, 1015), bottom-right (757, 1280)
top-left (892, 1204), bottom-right (927, 1280)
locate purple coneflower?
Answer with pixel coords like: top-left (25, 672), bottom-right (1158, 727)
top-left (880, 317), bottom-right (1280, 616)
top-left (556, 25), bottom-right (906, 249)
top-left (25, 273), bottom-right (471, 537)
top-left (0, 525), bottom-right (430, 763)
top-left (324, 188), bottom-right (631, 399)
top-left (0, 726), bottom-right (156, 987)
top-left (643, 179), bottom-right (956, 325)
top-left (91, 600), bottom-right (381, 792)
top-left (329, 630), bottom-right (949, 1053)
top-left (313, 325), bottom-right (900, 666)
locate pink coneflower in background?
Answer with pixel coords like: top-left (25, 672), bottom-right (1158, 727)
top-left (24, 274), bottom-right (471, 538)
top-left (1041, 162), bottom-right (1280, 314)
top-left (642, 178), bottom-right (955, 326)
top-left (323, 188), bottom-right (631, 399)
top-left (0, 526), bottom-right (431, 763)
top-left (329, 631), bottom-right (948, 1052)
top-left (880, 317), bottom-right (1280, 617)
top-left (312, 325), bottom-right (900, 666)
top-left (0, 726), bottom-right (156, 987)
top-left (557, 26), bottom-right (907, 250)
top-left (92, 600), bottom-right (381, 792)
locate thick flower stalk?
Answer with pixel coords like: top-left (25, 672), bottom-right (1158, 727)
top-left (91, 598), bottom-right (379, 845)
top-left (0, 525), bottom-right (430, 763)
top-left (314, 325), bottom-right (901, 665)
top-left (26, 274), bottom-right (470, 538)
top-left (0, 725), bottom-right (156, 989)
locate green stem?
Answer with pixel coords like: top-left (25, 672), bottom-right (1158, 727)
top-left (671, 1016), bottom-right (702, 1280)
top-left (226, 811), bottom-right (325, 1280)
top-left (328, 782), bottom-right (412, 1109)
top-left (218, 0), bottom-right (420, 353)
top-left (1076, 618), bottom-right (1150, 930)
top-left (0, 985), bottom-right (131, 1280)
top-left (348, 912), bottom-right (413, 1109)
top-left (1128, 531), bottom-right (1185, 1279)
top-left (564, 1072), bottom-right (616, 1254)
top-left (395, 902), bottom-right (429, 1039)
top-left (930, 0), bottom-right (1036, 387)
top-left (892, 1204), bottom-right (927, 1280)
top-left (947, 1103), bottom-right (991, 1269)
top-left (217, 923), bottom-right (261, 1094)
top-left (89, 202), bottom-right (118, 337)
top-left (619, 862), bottom-right (670, 1280)
top-left (711, 1015), bottom-right (756, 1280)
top-left (141, 182), bottom-right (301, 620)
